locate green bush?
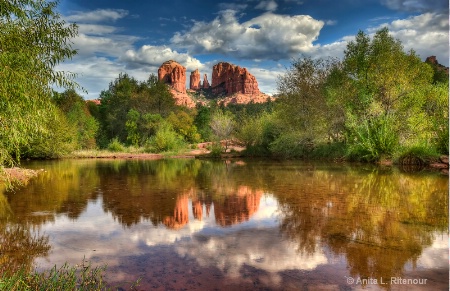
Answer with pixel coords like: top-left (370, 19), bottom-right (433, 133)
top-left (209, 142), bottom-right (223, 157)
top-left (237, 112), bottom-right (281, 156)
top-left (269, 132), bottom-right (309, 158)
top-left (311, 142), bottom-right (347, 159)
top-left (144, 122), bottom-right (185, 153)
top-left (346, 115), bottom-right (399, 162)
top-left (107, 138), bottom-right (126, 152)
top-left (21, 110), bottom-right (78, 159)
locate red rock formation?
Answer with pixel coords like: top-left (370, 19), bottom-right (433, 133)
top-left (190, 69), bottom-right (201, 90)
top-left (220, 93), bottom-right (273, 106)
top-left (158, 60), bottom-right (186, 93)
top-left (425, 56), bottom-right (449, 74)
top-left (170, 89), bottom-right (196, 108)
top-left (211, 62), bottom-right (260, 96)
top-left (203, 74), bottom-right (210, 89)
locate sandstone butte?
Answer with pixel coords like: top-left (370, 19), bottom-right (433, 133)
top-left (189, 69), bottom-right (201, 90)
top-left (158, 60), bottom-right (271, 108)
top-left (158, 60), bottom-right (196, 107)
top-left (211, 62), bottom-right (260, 96)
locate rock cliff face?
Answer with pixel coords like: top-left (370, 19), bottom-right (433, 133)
top-left (189, 69), bottom-right (201, 90)
top-left (158, 60), bottom-right (186, 93)
top-left (211, 62), bottom-right (260, 96)
top-left (157, 60), bottom-right (269, 108)
top-left (425, 56), bottom-right (449, 74)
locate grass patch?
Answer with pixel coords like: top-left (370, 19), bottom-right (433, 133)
top-left (0, 260), bottom-right (140, 290)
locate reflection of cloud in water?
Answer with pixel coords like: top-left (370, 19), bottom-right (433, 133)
top-left (416, 233), bottom-right (448, 269)
top-left (35, 194), bottom-right (282, 270)
top-left (175, 228), bottom-right (328, 277)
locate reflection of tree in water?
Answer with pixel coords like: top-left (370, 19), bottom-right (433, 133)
top-left (99, 159), bottom-right (200, 227)
top-left (272, 166), bottom-right (448, 288)
top-left (0, 223), bottom-right (50, 274)
top-left (2, 160), bottom-right (100, 225)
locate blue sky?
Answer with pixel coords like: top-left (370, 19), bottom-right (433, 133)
top-left (56, 0), bottom-right (449, 99)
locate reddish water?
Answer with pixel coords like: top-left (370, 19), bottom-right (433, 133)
top-left (1, 159), bottom-right (448, 290)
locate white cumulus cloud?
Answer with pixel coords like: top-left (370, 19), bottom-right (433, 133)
top-left (370, 12), bottom-right (449, 64)
top-left (120, 45), bottom-right (204, 71)
top-left (171, 10), bottom-right (324, 60)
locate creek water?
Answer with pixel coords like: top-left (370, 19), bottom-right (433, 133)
top-left (1, 158), bottom-right (448, 290)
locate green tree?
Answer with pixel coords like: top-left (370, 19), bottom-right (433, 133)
top-left (0, 0), bottom-right (78, 165)
top-left (98, 74), bottom-right (177, 147)
top-left (54, 90), bottom-right (99, 149)
top-left (167, 110), bottom-right (201, 143)
top-left (125, 109), bottom-right (141, 147)
top-left (210, 110), bottom-right (235, 150)
top-left (277, 57), bottom-right (337, 145)
top-left (336, 28), bottom-right (435, 160)
top-left (98, 73), bottom-right (138, 144)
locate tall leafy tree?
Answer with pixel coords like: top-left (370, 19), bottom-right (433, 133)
top-left (277, 57), bottom-right (337, 144)
top-left (53, 90), bottom-right (99, 149)
top-left (0, 0), bottom-right (78, 165)
top-left (338, 28), bottom-right (435, 160)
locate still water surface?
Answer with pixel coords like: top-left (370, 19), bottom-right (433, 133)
top-left (1, 159), bottom-right (448, 290)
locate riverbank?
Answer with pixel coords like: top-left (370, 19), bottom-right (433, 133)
top-left (1, 167), bottom-right (43, 187)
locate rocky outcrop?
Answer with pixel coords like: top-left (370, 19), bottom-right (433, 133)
top-left (211, 62), bottom-right (260, 96)
top-left (169, 89), bottom-right (196, 108)
top-left (157, 60), bottom-right (271, 108)
top-left (425, 56), bottom-right (449, 74)
top-left (190, 69), bottom-right (201, 90)
top-left (158, 60), bottom-right (186, 93)
top-left (203, 74), bottom-right (210, 89)
top-left (220, 93), bottom-right (273, 106)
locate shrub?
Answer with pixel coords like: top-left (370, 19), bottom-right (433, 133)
top-left (209, 142), bottom-right (223, 157)
top-left (269, 132), bottom-right (310, 158)
top-left (107, 138), bottom-right (126, 152)
top-left (144, 122), bottom-right (185, 153)
top-left (346, 115), bottom-right (399, 162)
top-left (311, 142), bottom-right (347, 160)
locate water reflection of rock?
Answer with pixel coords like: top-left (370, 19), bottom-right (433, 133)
top-left (213, 186), bottom-right (263, 227)
top-left (163, 194), bottom-right (189, 229)
top-left (161, 186), bottom-right (263, 229)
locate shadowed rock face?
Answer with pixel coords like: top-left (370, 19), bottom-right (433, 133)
top-left (158, 60), bottom-right (186, 93)
top-left (425, 56), bottom-right (449, 74)
top-left (203, 74), bottom-right (210, 89)
top-left (211, 62), bottom-right (260, 96)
